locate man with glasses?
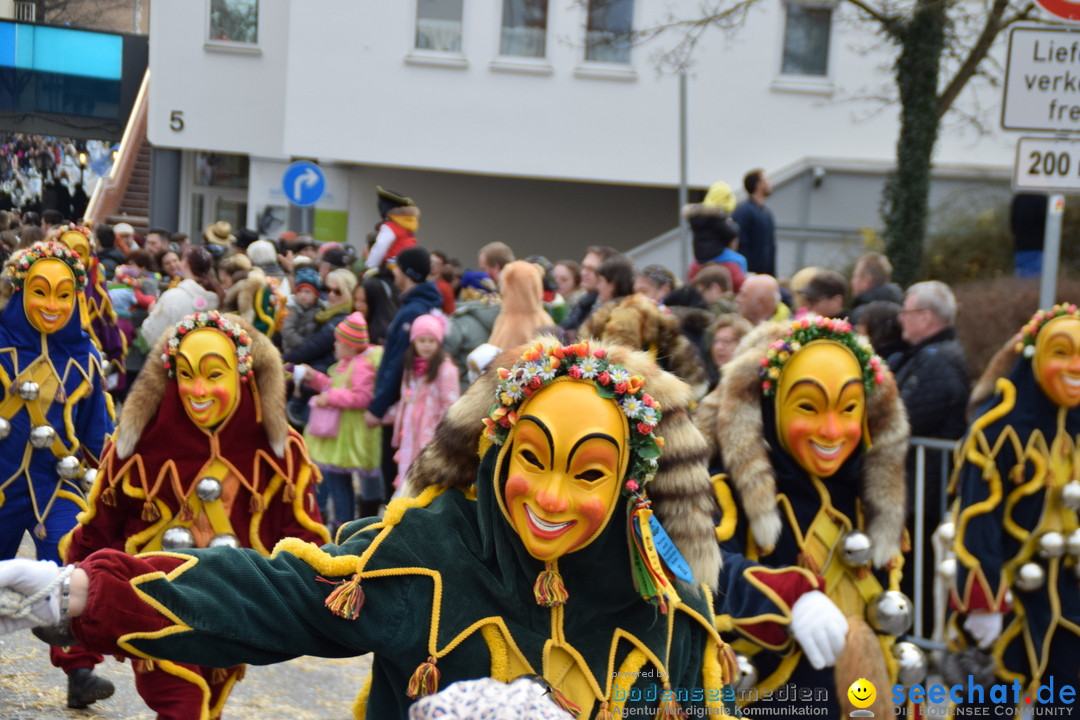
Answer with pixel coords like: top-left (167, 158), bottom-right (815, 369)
top-left (892, 279), bottom-right (970, 636)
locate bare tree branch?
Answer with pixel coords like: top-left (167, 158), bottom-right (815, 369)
top-left (841, 0), bottom-right (905, 38)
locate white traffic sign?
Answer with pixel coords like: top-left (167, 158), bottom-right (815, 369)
top-left (1014, 136), bottom-right (1080, 192)
top-left (1003, 26), bottom-right (1080, 133)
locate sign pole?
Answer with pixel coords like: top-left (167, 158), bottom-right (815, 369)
top-left (1040, 194), bottom-right (1064, 309)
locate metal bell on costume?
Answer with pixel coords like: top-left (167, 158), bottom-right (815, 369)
top-left (1067, 529), bottom-right (1080, 558)
top-left (55, 456), bottom-right (81, 479)
top-left (840, 530), bottom-right (874, 567)
top-left (195, 477), bottom-right (223, 503)
top-left (938, 557), bottom-right (957, 582)
top-left (162, 527), bottom-right (196, 550)
top-left (80, 468), bottom-right (98, 493)
top-left (1015, 562), bottom-right (1046, 592)
top-left (934, 520), bottom-right (955, 545)
top-left (18, 381), bottom-right (40, 401)
top-left (208, 533), bottom-right (241, 549)
top-left (0, 417), bottom-right (10, 440)
top-left (1062, 480), bottom-right (1080, 511)
top-left (29, 425), bottom-right (56, 448)
top-left (1038, 531), bottom-right (1066, 559)
top-left (866, 591), bottom-right (913, 636)
top-left (732, 654), bottom-right (757, 695)
top-left (893, 641), bottom-right (929, 686)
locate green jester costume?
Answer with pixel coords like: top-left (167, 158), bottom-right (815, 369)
top-left (51, 336), bottom-right (733, 719)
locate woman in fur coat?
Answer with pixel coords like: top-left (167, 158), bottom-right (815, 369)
top-left (695, 317), bottom-right (911, 718)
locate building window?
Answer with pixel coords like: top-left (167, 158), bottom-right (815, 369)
top-left (781, 2), bottom-right (831, 76)
top-left (416, 0), bottom-right (464, 53)
top-left (585, 0), bottom-right (633, 63)
top-left (209, 0), bottom-right (258, 44)
top-left (501, 0), bottom-right (548, 58)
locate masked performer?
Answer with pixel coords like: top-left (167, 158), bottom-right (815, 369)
top-left (951, 304), bottom-right (1080, 708)
top-left (0, 241), bottom-right (116, 707)
top-left (58, 310), bottom-right (330, 720)
top-left (50, 224), bottom-right (127, 391)
top-left (0, 335), bottom-right (733, 720)
top-left (696, 317), bottom-right (912, 717)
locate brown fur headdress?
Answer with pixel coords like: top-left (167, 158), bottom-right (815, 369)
top-left (699, 322), bottom-right (909, 567)
top-left (403, 333), bottom-right (722, 590)
top-left (115, 314), bottom-right (290, 459)
top-left (582, 293), bottom-right (709, 401)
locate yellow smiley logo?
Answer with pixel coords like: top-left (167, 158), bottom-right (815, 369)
top-left (848, 678), bottom-right (876, 711)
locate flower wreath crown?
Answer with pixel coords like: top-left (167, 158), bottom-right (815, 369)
top-left (484, 340), bottom-right (663, 493)
top-left (162, 311), bottom-right (254, 380)
top-left (5, 241), bottom-right (88, 292)
top-left (1016, 303), bottom-right (1080, 358)
top-left (761, 316), bottom-right (884, 397)
top-left (48, 223), bottom-right (95, 249)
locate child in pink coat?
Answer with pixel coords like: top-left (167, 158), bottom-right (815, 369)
top-left (392, 314), bottom-right (458, 496)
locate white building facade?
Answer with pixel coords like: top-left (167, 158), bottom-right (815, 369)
top-left (147, 0), bottom-right (1020, 276)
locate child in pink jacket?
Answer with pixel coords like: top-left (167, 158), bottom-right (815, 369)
top-left (300, 312), bottom-right (382, 530)
top-left (392, 314), bottom-right (458, 497)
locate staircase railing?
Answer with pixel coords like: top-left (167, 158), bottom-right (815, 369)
top-left (85, 69), bottom-right (150, 226)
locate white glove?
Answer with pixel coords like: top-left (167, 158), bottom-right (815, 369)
top-left (0, 559), bottom-right (65, 634)
top-left (964, 612), bottom-right (1003, 650)
top-left (790, 590), bottom-right (849, 669)
top-left (467, 343), bottom-right (501, 384)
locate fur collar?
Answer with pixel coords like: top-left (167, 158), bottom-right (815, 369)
top-left (712, 322), bottom-right (909, 567)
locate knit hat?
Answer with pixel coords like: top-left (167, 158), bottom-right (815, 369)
top-left (293, 265), bottom-right (321, 294)
top-left (410, 313), bottom-right (446, 343)
top-left (113, 222), bottom-right (135, 236)
top-left (335, 312), bottom-right (370, 349)
top-left (394, 245), bottom-right (430, 284)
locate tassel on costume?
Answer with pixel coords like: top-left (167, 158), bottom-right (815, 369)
top-left (101, 486), bottom-right (116, 506)
top-left (179, 502), bottom-right (194, 523)
top-left (212, 667), bottom-right (230, 684)
top-left (627, 495), bottom-right (670, 613)
top-left (133, 658), bottom-right (156, 673)
top-left (283, 482), bottom-right (296, 502)
top-left (534, 563), bottom-right (569, 607)
top-left (596, 701), bottom-right (615, 720)
top-left (250, 494), bottom-right (265, 514)
top-left (141, 500), bottom-right (160, 522)
top-left (320, 574), bottom-right (365, 619)
top-left (406, 656), bottom-right (440, 699)
top-left (655, 685), bottom-right (685, 719)
top-left (548, 686), bottom-right (582, 718)
top-left (34, 522), bottom-right (46, 540)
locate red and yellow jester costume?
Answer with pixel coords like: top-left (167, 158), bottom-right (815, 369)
top-left (62, 312), bottom-right (329, 720)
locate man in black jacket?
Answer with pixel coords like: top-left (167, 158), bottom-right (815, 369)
top-left (891, 279), bottom-right (970, 636)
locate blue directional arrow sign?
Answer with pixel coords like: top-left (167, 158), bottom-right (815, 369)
top-left (282, 161), bottom-right (326, 207)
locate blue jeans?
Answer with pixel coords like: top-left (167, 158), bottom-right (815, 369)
top-left (315, 470), bottom-right (355, 528)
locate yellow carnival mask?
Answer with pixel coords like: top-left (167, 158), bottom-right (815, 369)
top-left (499, 380), bottom-right (629, 562)
top-left (776, 340), bottom-right (866, 478)
top-left (1032, 316), bottom-right (1080, 408)
top-left (60, 231), bottom-right (92, 267)
top-left (175, 328), bottom-right (241, 429)
top-left (24, 258), bottom-right (77, 335)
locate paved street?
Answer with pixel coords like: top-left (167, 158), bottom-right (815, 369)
top-left (0, 535), bottom-right (368, 719)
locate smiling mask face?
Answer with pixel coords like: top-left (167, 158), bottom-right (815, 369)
top-left (23, 258), bottom-right (77, 335)
top-left (776, 340), bottom-right (865, 478)
top-left (175, 328), bottom-right (240, 429)
top-left (499, 380), bottom-right (629, 563)
top-left (59, 231), bottom-right (92, 267)
top-left (1033, 316), bottom-right (1080, 408)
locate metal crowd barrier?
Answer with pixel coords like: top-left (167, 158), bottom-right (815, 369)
top-left (908, 435), bottom-right (960, 651)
